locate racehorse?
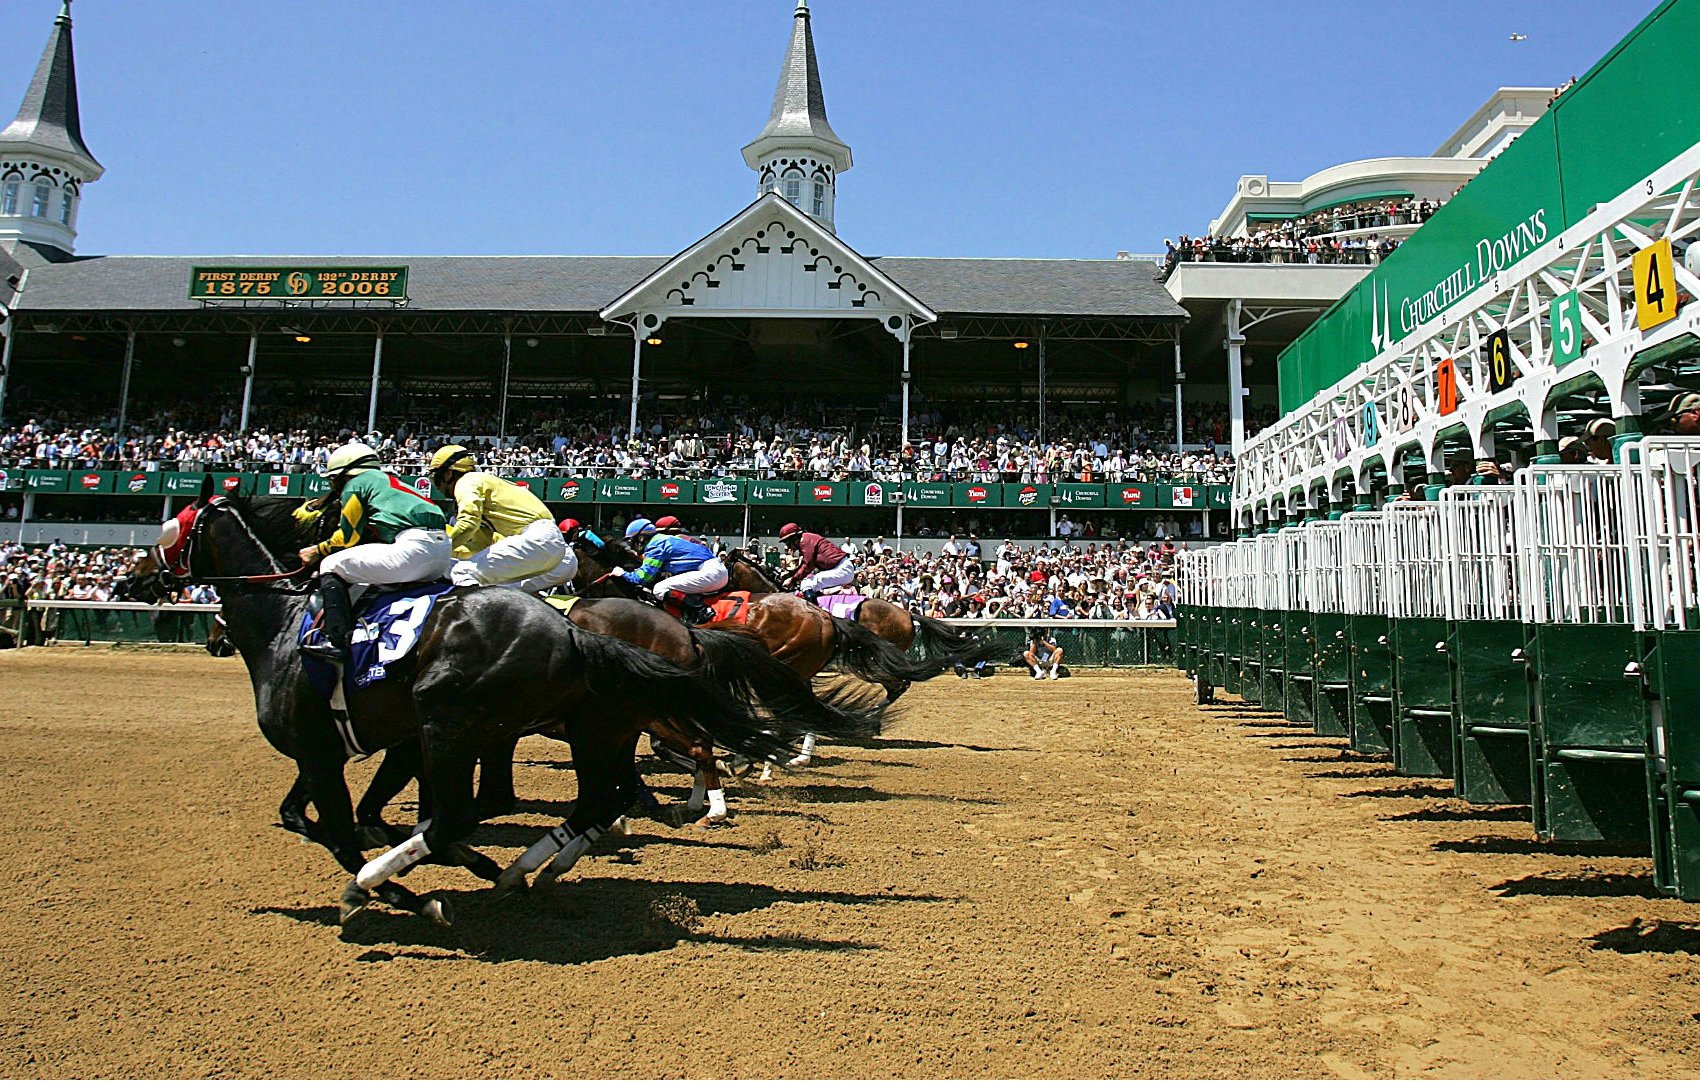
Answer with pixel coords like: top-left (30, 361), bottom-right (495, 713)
top-left (573, 534), bottom-right (944, 702)
top-left (721, 547), bottom-right (996, 674)
top-left (129, 483), bottom-right (884, 926)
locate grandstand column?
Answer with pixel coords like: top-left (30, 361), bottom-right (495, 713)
top-left (238, 331), bottom-right (257, 432)
top-left (899, 317), bottom-right (912, 450)
top-left (627, 327), bottom-right (644, 442)
top-left (116, 329), bottom-right (135, 437)
top-left (0, 321), bottom-right (13, 422)
top-left (1225, 300), bottom-right (1246, 456)
top-left (1172, 327), bottom-right (1184, 451)
top-left (367, 334), bottom-right (383, 433)
top-left (498, 330), bottom-right (512, 440)
top-left (1036, 330), bottom-right (1047, 444)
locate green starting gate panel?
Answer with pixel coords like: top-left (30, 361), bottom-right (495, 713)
top-left (1312, 612), bottom-right (1351, 738)
top-left (1348, 613), bottom-right (1394, 757)
top-left (1449, 619), bottom-right (1534, 805)
top-left (1391, 616), bottom-right (1455, 779)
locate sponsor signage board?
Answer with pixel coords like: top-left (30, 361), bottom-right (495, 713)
top-left (901, 482), bottom-right (951, 507)
top-left (595, 478), bottom-right (644, 503)
top-left (697, 477), bottom-right (745, 505)
top-left (747, 480), bottom-right (797, 505)
top-left (644, 478), bottom-right (694, 502)
top-left (951, 482), bottom-right (1001, 507)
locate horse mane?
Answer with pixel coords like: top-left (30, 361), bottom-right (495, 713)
top-left (729, 548), bottom-right (787, 591)
top-left (227, 496), bottom-right (321, 560)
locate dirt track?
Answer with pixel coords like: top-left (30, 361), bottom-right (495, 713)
top-left (2, 648), bottom-right (1698, 1078)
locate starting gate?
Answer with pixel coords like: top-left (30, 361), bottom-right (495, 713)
top-left (1384, 502), bottom-right (1454, 778)
top-left (1342, 511), bottom-right (1392, 755)
top-left (1303, 520), bottom-right (1350, 737)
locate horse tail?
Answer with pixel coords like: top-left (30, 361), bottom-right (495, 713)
top-left (690, 625), bottom-right (887, 739)
top-left (563, 625), bottom-right (878, 766)
top-left (827, 613), bottom-right (947, 686)
top-left (909, 614), bottom-right (1000, 671)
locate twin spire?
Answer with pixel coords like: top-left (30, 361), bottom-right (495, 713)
top-left (742, 0), bottom-right (851, 229)
top-left (0, 1), bottom-right (100, 176)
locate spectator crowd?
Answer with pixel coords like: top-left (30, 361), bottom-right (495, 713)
top-left (0, 540), bottom-right (216, 605)
top-left (0, 395), bottom-right (1245, 487)
top-left (1161, 196), bottom-right (1446, 276)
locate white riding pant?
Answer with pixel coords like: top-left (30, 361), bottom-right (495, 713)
top-left (651, 557), bottom-right (729, 598)
top-left (321, 528), bottom-right (453, 586)
top-left (799, 559), bottom-right (856, 593)
top-left (451, 518), bottom-right (578, 593)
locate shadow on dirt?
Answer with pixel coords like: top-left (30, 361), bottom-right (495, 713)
top-left (1433, 835), bottom-right (1649, 858)
top-left (255, 877), bottom-right (950, 965)
top-left (1587, 917), bottom-right (1700, 955)
top-left (1492, 871), bottom-right (1661, 899)
top-left (1381, 804), bottom-right (1530, 823)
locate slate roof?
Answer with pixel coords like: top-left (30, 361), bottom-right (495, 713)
top-left (10, 252), bottom-right (1185, 320)
top-left (745, 1), bottom-right (848, 160)
top-left (0, 4), bottom-right (99, 171)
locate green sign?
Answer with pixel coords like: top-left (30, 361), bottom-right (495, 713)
top-left (901, 482), bottom-right (952, 507)
top-left (1550, 289), bottom-right (1586, 367)
top-left (645, 478), bottom-right (695, 503)
top-left (1207, 486), bottom-right (1232, 509)
top-left (546, 477), bottom-right (595, 503)
top-left (748, 481), bottom-right (797, 505)
top-left (26, 470), bottom-right (68, 492)
top-left (301, 474), bottom-right (331, 498)
top-left (849, 480), bottom-right (891, 507)
top-left (0, 469), bottom-right (22, 492)
top-left (68, 470), bottom-right (111, 494)
top-left (696, 477), bottom-right (745, 506)
top-left (1054, 482), bottom-right (1105, 508)
top-left (596, 478), bottom-right (644, 503)
top-left (1113, 483), bottom-right (1156, 508)
top-left (799, 480), bottom-right (847, 506)
top-left (952, 482), bottom-right (1001, 508)
top-left (1003, 483), bottom-right (1051, 509)
top-left (189, 265), bottom-right (408, 300)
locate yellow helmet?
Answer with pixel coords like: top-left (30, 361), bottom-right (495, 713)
top-left (324, 441), bottom-right (381, 477)
top-left (428, 444), bottom-right (476, 474)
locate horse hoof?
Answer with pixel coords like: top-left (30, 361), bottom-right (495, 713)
top-left (339, 882), bottom-right (371, 925)
top-left (356, 825), bottom-right (394, 850)
top-left (493, 867), bottom-right (529, 897)
top-left (699, 814), bottom-right (733, 829)
top-left (422, 898), bottom-right (453, 928)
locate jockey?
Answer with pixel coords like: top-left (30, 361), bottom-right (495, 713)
top-left (654, 515), bottom-right (683, 534)
top-left (428, 444), bottom-right (576, 594)
top-left (621, 517), bottom-right (728, 624)
top-left (298, 442), bottom-right (453, 663)
top-left (778, 522), bottom-right (855, 600)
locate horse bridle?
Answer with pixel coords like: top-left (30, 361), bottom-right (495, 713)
top-left (143, 497), bottom-right (312, 596)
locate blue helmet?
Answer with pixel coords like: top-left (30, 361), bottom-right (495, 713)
top-left (625, 517), bottom-right (656, 540)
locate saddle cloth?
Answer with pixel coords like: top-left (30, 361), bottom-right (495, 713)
top-left (664, 589), bottom-right (756, 626)
top-left (813, 592), bottom-right (866, 620)
top-left (300, 583), bottom-right (455, 708)
top-left (543, 594), bottom-right (580, 617)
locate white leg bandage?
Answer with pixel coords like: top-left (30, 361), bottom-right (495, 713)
top-left (707, 788), bottom-right (728, 819)
top-left (539, 825), bottom-right (603, 881)
top-left (356, 833), bottom-right (432, 889)
top-left (498, 824), bottom-right (570, 891)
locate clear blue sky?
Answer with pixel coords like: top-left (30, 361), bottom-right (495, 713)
top-left (0, 0), bottom-right (1655, 259)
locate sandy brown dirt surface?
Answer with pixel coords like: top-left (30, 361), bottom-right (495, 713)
top-left (2, 648), bottom-right (1698, 1079)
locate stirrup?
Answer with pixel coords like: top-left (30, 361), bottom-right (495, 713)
top-left (300, 639), bottom-right (348, 664)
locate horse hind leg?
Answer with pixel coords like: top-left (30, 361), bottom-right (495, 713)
top-left (294, 752), bottom-right (436, 925)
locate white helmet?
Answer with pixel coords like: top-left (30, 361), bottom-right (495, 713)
top-left (323, 441), bottom-right (381, 477)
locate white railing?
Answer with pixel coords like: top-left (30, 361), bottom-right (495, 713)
top-left (1513, 465), bottom-right (1640, 626)
top-left (1439, 486), bottom-right (1522, 621)
top-left (1303, 520), bottom-right (1346, 615)
top-left (1342, 511), bottom-right (1386, 617)
top-left (1384, 502), bottom-right (1448, 619)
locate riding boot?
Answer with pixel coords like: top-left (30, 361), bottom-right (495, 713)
top-left (682, 593), bottom-right (711, 625)
top-left (802, 588), bottom-right (821, 604)
top-left (301, 574), bottom-right (353, 664)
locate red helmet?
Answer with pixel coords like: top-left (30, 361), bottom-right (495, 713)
top-left (778, 522), bottom-right (802, 542)
top-left (558, 518), bottom-right (583, 537)
top-left (655, 515), bottom-right (682, 531)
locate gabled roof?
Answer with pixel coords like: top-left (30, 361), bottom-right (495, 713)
top-left (600, 193), bottom-right (934, 324)
top-left (9, 249), bottom-right (1185, 321)
top-left (741, 0), bottom-right (850, 170)
top-left (0, 3), bottom-right (100, 174)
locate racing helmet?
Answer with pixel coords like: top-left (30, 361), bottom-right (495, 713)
top-left (428, 444), bottom-right (476, 475)
top-left (625, 518), bottom-right (656, 540)
top-left (323, 441), bottom-right (381, 478)
top-left (778, 522), bottom-right (802, 543)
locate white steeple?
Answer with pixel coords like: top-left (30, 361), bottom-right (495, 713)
top-left (741, 0), bottom-right (851, 232)
top-left (0, 2), bottom-right (101, 254)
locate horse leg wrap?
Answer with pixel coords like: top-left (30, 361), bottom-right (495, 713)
top-left (787, 732), bottom-right (817, 768)
top-left (355, 833), bottom-right (432, 890)
top-left (687, 773), bottom-right (708, 812)
top-left (707, 788), bottom-right (728, 819)
top-left (540, 825), bottom-right (603, 881)
top-left (502, 824), bottom-right (571, 884)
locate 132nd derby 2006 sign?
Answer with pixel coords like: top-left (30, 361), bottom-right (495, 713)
top-left (189, 266), bottom-right (409, 300)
